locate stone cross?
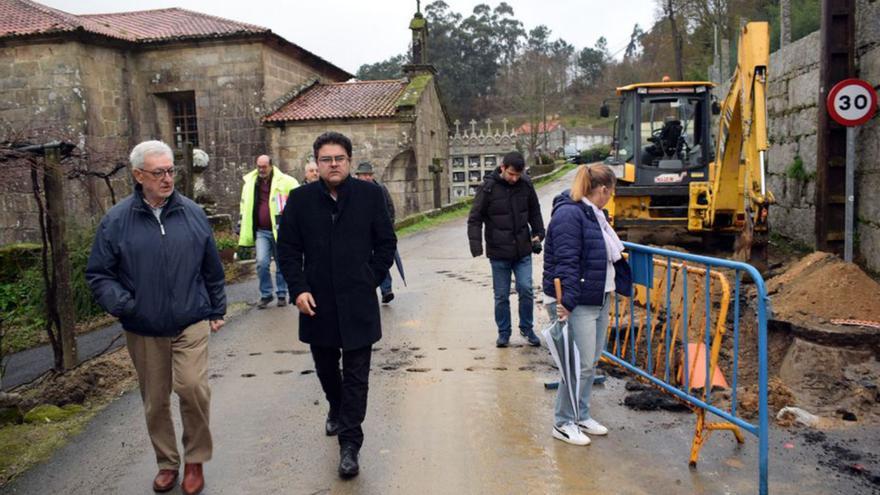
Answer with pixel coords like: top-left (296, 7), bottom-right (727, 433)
top-left (454, 119), bottom-right (461, 136)
top-left (485, 118), bottom-right (492, 135)
top-left (501, 117), bottom-right (509, 134)
top-left (469, 119), bottom-right (477, 135)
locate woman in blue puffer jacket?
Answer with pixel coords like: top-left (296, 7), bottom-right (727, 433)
top-left (542, 164), bottom-right (632, 446)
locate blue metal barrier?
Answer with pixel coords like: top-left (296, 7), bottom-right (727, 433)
top-left (604, 242), bottom-right (770, 495)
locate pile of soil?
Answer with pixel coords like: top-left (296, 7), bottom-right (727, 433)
top-left (768, 252), bottom-right (880, 325)
top-left (14, 348), bottom-right (136, 412)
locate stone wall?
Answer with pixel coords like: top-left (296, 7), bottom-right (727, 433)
top-left (0, 35), bottom-right (342, 244)
top-left (268, 119), bottom-right (409, 208)
top-left (406, 80), bottom-right (449, 212)
top-left (767, 0), bottom-right (880, 272)
top-left (128, 41), bottom-right (269, 217)
top-left (766, 31), bottom-right (821, 248)
top-left (262, 44), bottom-right (329, 106)
top-left (0, 40), bottom-right (132, 243)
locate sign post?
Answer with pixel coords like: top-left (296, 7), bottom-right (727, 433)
top-left (826, 78), bottom-right (878, 262)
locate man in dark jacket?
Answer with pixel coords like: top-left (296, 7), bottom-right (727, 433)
top-left (467, 151), bottom-right (546, 348)
top-left (86, 140), bottom-right (226, 495)
top-left (354, 161), bottom-right (397, 303)
top-left (277, 132), bottom-right (396, 479)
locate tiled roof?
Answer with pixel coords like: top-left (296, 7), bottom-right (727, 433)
top-left (0, 0), bottom-right (131, 40)
top-left (516, 120), bottom-right (562, 135)
top-left (0, 0), bottom-right (351, 79)
top-left (81, 8), bottom-right (268, 43)
top-left (263, 80), bottom-right (409, 123)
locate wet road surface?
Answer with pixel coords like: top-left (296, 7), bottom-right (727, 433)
top-left (3, 170), bottom-right (878, 495)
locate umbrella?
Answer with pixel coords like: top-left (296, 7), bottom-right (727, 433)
top-left (393, 249), bottom-right (407, 286)
top-left (541, 278), bottom-right (581, 420)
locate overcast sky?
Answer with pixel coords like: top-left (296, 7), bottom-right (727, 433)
top-left (42, 0), bottom-right (659, 74)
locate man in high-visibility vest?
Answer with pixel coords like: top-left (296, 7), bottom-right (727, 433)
top-left (239, 155), bottom-right (299, 308)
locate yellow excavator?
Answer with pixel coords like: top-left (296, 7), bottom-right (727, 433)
top-left (600, 22), bottom-right (774, 269)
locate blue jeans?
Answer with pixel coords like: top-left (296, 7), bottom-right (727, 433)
top-left (546, 294), bottom-right (611, 426)
top-left (380, 271), bottom-right (393, 296)
top-left (255, 229), bottom-right (287, 299)
top-left (489, 255), bottom-right (534, 337)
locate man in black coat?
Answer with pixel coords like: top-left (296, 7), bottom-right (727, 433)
top-left (467, 151), bottom-right (545, 348)
top-left (277, 132), bottom-right (397, 479)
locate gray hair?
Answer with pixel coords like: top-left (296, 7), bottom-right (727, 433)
top-left (129, 140), bottom-right (173, 169)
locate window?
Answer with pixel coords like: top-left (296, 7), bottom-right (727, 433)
top-left (168, 92), bottom-right (199, 148)
top-left (453, 171), bottom-right (466, 183)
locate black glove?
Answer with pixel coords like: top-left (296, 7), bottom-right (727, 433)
top-left (531, 239), bottom-right (543, 254)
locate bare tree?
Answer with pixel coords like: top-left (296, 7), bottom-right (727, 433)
top-left (664, 0), bottom-right (685, 81)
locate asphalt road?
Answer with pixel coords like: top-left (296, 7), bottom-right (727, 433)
top-left (3, 170), bottom-right (878, 494)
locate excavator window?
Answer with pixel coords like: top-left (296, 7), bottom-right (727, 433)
top-left (637, 94), bottom-right (711, 169)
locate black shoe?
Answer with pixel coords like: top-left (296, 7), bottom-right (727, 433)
top-left (257, 296), bottom-right (273, 309)
top-left (496, 334), bottom-right (510, 348)
top-left (277, 296), bottom-right (288, 307)
top-left (338, 445), bottom-right (360, 479)
top-left (520, 329), bottom-right (541, 347)
top-left (381, 292), bottom-right (394, 304)
top-left (325, 415), bottom-right (340, 436)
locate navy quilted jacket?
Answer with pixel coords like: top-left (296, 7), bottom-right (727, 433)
top-left (542, 191), bottom-right (632, 311)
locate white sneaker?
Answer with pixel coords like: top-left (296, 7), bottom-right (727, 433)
top-left (577, 418), bottom-right (608, 436)
top-left (552, 423), bottom-right (591, 446)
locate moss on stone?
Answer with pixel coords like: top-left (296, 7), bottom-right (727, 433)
top-left (23, 404), bottom-right (77, 423)
top-left (409, 16), bottom-right (427, 29)
top-left (396, 74), bottom-right (432, 108)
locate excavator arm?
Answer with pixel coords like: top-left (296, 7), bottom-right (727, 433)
top-left (708, 21), bottom-right (774, 268)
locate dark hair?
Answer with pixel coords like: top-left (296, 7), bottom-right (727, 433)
top-left (313, 132), bottom-right (352, 158)
top-left (501, 151), bottom-right (525, 172)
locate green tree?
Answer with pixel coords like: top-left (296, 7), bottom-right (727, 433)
top-left (356, 53), bottom-right (407, 80)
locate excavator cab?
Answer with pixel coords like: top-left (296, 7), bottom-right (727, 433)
top-left (605, 82), bottom-right (716, 225)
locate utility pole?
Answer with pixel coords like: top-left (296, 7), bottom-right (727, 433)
top-left (815, 0), bottom-right (855, 254)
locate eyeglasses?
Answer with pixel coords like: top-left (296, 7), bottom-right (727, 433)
top-left (141, 167), bottom-right (176, 179)
top-left (317, 156), bottom-right (349, 166)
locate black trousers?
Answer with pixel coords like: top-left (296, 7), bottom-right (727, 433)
top-left (310, 344), bottom-right (372, 449)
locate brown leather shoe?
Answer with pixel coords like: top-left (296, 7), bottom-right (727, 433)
top-left (152, 469), bottom-right (178, 493)
top-left (181, 463), bottom-right (204, 495)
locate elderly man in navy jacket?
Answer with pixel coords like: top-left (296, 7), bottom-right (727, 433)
top-left (277, 132), bottom-right (396, 479)
top-left (86, 140), bottom-right (226, 495)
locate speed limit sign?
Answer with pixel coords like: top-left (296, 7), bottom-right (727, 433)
top-left (827, 78), bottom-right (877, 126)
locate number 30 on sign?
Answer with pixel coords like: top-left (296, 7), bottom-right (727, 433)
top-left (827, 78), bottom-right (878, 127)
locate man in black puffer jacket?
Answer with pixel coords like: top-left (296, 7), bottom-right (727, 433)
top-left (467, 151), bottom-right (545, 348)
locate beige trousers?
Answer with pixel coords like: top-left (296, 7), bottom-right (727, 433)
top-left (126, 323), bottom-right (212, 470)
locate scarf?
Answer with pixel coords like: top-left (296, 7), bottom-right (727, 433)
top-left (583, 198), bottom-right (624, 263)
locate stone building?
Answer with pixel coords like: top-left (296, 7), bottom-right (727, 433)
top-left (447, 118), bottom-right (517, 199)
top-left (261, 10), bottom-right (450, 217)
top-left (0, 0), bottom-right (350, 244)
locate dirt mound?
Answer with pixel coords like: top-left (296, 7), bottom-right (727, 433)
top-left (768, 252), bottom-right (880, 325)
top-left (17, 349), bottom-right (136, 411)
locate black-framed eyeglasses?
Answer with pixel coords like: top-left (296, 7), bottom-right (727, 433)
top-left (142, 167), bottom-right (176, 179)
top-left (317, 156), bottom-right (349, 165)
